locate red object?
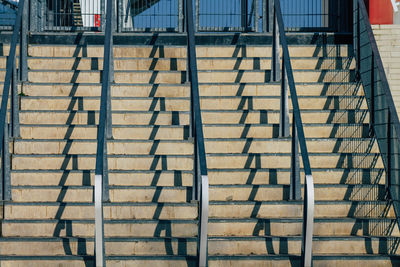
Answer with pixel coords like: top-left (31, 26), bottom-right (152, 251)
top-left (369, 0), bottom-right (393, 24)
top-left (95, 14), bottom-right (101, 27)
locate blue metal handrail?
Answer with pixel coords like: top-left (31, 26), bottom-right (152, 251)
top-left (185, 0), bottom-right (209, 266)
top-left (272, 0), bottom-right (315, 266)
top-left (0, 0), bottom-right (25, 202)
top-left (94, 0), bottom-right (114, 265)
top-left (354, 0), bottom-right (400, 238)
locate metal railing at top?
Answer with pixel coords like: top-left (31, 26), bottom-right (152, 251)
top-left (272, 0), bottom-right (314, 266)
top-left (354, 0), bottom-right (400, 242)
top-left (0, 0), bottom-right (27, 202)
top-left (16, 0), bottom-right (352, 33)
top-left (185, 0), bottom-right (209, 266)
top-left (94, 0), bottom-right (114, 266)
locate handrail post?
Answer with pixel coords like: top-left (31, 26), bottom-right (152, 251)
top-left (272, 6), bottom-right (280, 81)
top-left (11, 55), bottom-right (20, 138)
top-left (302, 174), bottom-right (314, 267)
top-left (19, 0), bottom-right (28, 83)
top-left (1, 121), bottom-right (11, 201)
top-left (290, 114), bottom-right (300, 200)
top-left (279, 54), bottom-right (289, 137)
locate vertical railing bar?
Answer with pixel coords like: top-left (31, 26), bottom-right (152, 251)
top-left (272, 6), bottom-right (280, 81)
top-left (19, 0), bottom-right (28, 83)
top-left (11, 55), bottom-right (20, 138)
top-left (290, 114), bottom-right (300, 200)
top-left (279, 53), bottom-right (289, 137)
top-left (2, 121), bottom-right (10, 201)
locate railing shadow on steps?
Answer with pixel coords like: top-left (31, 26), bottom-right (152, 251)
top-left (94, 0), bottom-right (114, 266)
top-left (185, 0), bottom-right (209, 267)
top-left (271, 0), bottom-right (315, 266)
top-left (354, 0), bottom-right (400, 251)
top-left (0, 0), bottom-right (27, 203)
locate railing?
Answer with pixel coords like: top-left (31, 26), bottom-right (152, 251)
top-left (354, 0), bottom-right (400, 239)
top-left (94, 0), bottom-right (114, 265)
top-left (272, 0), bottom-right (314, 266)
top-left (0, 0), bottom-right (26, 202)
top-left (185, 0), bottom-right (209, 266)
top-left (16, 0), bottom-right (352, 33)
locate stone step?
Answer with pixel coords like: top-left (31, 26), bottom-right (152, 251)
top-left (4, 203), bottom-right (198, 220)
top-left (27, 45), bottom-right (352, 58)
top-left (25, 57), bottom-right (355, 71)
top-left (10, 184), bottom-right (385, 203)
top-left (11, 154), bottom-right (193, 171)
top-left (1, 255), bottom-right (399, 267)
top-left (24, 70), bottom-right (355, 84)
top-left (19, 123), bottom-right (371, 140)
top-left (0, 237), bottom-right (197, 256)
top-left (12, 138), bottom-right (379, 155)
top-left (11, 152), bottom-right (383, 170)
top-left (4, 201), bottom-right (393, 220)
top-left (18, 110), bottom-right (368, 125)
top-left (209, 184), bottom-right (385, 201)
top-left (207, 236), bottom-right (400, 255)
top-left (2, 217), bottom-right (398, 238)
top-left (1, 219), bottom-right (198, 238)
top-left (19, 96), bottom-right (367, 111)
top-left (20, 83), bottom-right (363, 97)
top-left (210, 201), bottom-right (396, 219)
top-left (11, 168), bottom-right (385, 187)
top-left (11, 186), bottom-right (191, 203)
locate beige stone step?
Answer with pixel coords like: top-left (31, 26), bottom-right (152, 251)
top-left (0, 238), bottom-right (197, 256)
top-left (26, 70), bottom-right (354, 84)
top-left (12, 138), bottom-right (379, 155)
top-left (2, 220), bottom-right (197, 238)
top-left (207, 219), bottom-right (400, 237)
top-left (20, 98), bottom-right (190, 111)
top-left (19, 123), bottom-right (369, 140)
top-left (207, 237), bottom-right (400, 255)
top-left (10, 168), bottom-right (385, 187)
top-left (209, 185), bottom-right (384, 201)
top-left (20, 83), bottom-right (363, 97)
top-left (12, 155), bottom-right (193, 170)
top-left (19, 111), bottom-right (189, 125)
top-left (209, 201), bottom-right (395, 219)
top-left (4, 203), bottom-right (197, 220)
top-left (13, 140), bottom-right (193, 155)
top-left (11, 171), bottom-right (194, 186)
top-left (19, 96), bottom-right (367, 111)
top-left (26, 57), bottom-right (355, 71)
top-left (11, 186), bottom-right (189, 203)
top-left (28, 45), bottom-right (351, 58)
top-left (205, 153), bottom-right (383, 169)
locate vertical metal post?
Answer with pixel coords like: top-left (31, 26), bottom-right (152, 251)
top-left (2, 122), bottom-right (10, 201)
top-left (117, 0), bottom-right (123, 32)
top-left (387, 110), bottom-right (392, 196)
top-left (20, 0), bottom-right (28, 82)
top-left (94, 174), bottom-right (105, 267)
top-left (254, 0), bottom-right (259, 32)
top-left (11, 57), bottom-right (20, 138)
top-left (106, 0), bottom-right (114, 140)
top-left (370, 52), bottom-right (375, 137)
top-left (241, 0), bottom-right (248, 31)
top-left (101, 0), bottom-right (106, 32)
top-left (290, 115), bottom-right (301, 200)
top-left (272, 7), bottom-right (280, 82)
top-left (279, 55), bottom-right (289, 137)
top-left (178, 0), bottom-right (184, 33)
top-left (195, 0), bottom-right (199, 32)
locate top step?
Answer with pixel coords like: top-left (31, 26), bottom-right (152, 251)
top-left (27, 45), bottom-right (353, 58)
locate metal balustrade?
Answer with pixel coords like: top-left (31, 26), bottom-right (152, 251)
top-left (0, 0), bottom-right (352, 33)
top-left (354, 0), bottom-right (400, 247)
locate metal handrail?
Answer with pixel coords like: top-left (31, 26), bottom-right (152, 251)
top-left (272, 0), bottom-right (314, 266)
top-left (0, 0), bottom-right (25, 201)
top-left (354, 0), bottom-right (400, 234)
top-left (185, 0), bottom-right (209, 266)
top-left (94, 0), bottom-right (114, 265)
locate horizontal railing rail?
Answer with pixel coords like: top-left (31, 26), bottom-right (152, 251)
top-left (272, 0), bottom-right (315, 266)
top-left (185, 0), bottom-right (209, 266)
top-left (0, 0), bottom-right (25, 202)
top-left (94, 0), bottom-right (114, 265)
top-left (354, 0), bottom-right (400, 234)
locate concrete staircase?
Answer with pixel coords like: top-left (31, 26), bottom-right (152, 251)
top-left (0, 42), bottom-right (399, 266)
